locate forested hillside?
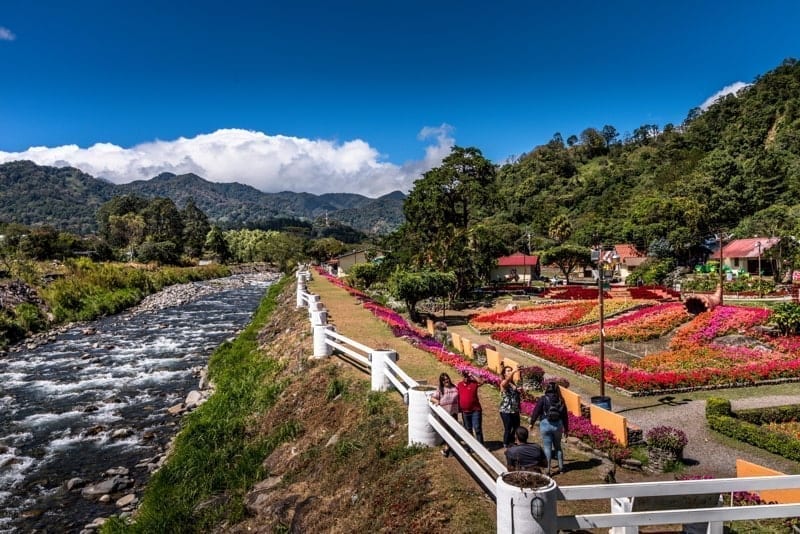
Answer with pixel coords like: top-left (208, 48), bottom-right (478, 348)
top-left (492, 58), bottom-right (800, 262)
top-left (0, 165), bottom-right (405, 234)
top-left (379, 59), bottom-right (800, 296)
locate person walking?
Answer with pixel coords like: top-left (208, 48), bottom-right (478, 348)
top-left (456, 370), bottom-right (485, 444)
top-left (430, 372), bottom-right (459, 457)
top-left (499, 365), bottom-right (522, 448)
top-left (530, 381), bottom-right (568, 475)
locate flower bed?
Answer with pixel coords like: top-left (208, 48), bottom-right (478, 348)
top-left (493, 303), bottom-right (800, 394)
top-left (469, 299), bottom-right (650, 333)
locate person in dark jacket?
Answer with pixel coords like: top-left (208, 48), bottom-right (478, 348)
top-left (529, 381), bottom-right (568, 475)
top-left (504, 427), bottom-right (546, 471)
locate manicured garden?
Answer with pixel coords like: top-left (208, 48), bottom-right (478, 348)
top-left (477, 298), bottom-right (800, 395)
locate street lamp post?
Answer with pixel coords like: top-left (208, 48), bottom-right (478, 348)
top-left (718, 234), bottom-right (725, 306)
top-left (757, 240), bottom-right (762, 298)
top-left (592, 245), bottom-right (619, 399)
top-left (598, 258), bottom-right (606, 397)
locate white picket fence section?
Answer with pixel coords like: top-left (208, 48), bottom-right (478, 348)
top-left (295, 269), bottom-right (800, 534)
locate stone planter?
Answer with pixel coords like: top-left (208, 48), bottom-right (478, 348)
top-left (647, 446), bottom-right (683, 472)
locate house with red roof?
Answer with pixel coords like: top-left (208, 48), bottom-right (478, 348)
top-left (491, 252), bottom-right (539, 284)
top-left (613, 244), bottom-right (648, 282)
top-left (716, 237), bottom-right (780, 276)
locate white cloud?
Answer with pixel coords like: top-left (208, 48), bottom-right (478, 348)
top-left (700, 81), bottom-right (750, 110)
top-left (0, 27), bottom-right (15, 41)
top-left (0, 127), bottom-right (456, 197)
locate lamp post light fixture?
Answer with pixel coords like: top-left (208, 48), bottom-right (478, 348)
top-left (592, 245), bottom-right (620, 398)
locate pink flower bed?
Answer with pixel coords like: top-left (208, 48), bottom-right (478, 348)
top-left (469, 301), bottom-right (595, 332)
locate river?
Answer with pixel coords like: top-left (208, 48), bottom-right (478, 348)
top-left (0, 273), bottom-right (276, 533)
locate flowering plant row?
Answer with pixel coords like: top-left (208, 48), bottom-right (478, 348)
top-left (469, 299), bottom-right (651, 333)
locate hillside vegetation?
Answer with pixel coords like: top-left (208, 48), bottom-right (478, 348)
top-left (0, 164), bottom-right (405, 234)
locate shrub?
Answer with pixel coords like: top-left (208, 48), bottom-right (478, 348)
top-left (771, 302), bottom-right (800, 335)
top-left (645, 425), bottom-right (688, 451)
top-left (705, 397), bottom-right (732, 417)
top-left (13, 302), bottom-right (46, 333)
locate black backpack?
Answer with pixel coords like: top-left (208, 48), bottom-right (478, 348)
top-left (545, 395), bottom-right (563, 423)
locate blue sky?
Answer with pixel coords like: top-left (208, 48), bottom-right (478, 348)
top-left (1, 1), bottom-right (798, 196)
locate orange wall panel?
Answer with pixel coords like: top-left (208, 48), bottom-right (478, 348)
top-left (736, 459), bottom-right (800, 503)
top-left (589, 404), bottom-right (628, 446)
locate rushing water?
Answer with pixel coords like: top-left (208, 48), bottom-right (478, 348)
top-left (0, 273), bottom-right (274, 533)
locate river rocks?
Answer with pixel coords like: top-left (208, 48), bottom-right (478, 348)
top-left (111, 428), bottom-right (134, 439)
top-left (116, 493), bottom-right (137, 507)
top-left (167, 403), bottom-right (185, 415)
top-left (185, 390), bottom-right (203, 408)
top-left (80, 516), bottom-right (107, 532)
top-left (105, 466), bottom-right (129, 477)
top-left (85, 424), bottom-right (106, 436)
top-left (80, 475), bottom-right (133, 499)
top-left (66, 477), bottom-right (86, 491)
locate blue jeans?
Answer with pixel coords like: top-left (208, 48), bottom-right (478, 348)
top-left (539, 419), bottom-right (563, 471)
top-left (462, 411), bottom-right (484, 444)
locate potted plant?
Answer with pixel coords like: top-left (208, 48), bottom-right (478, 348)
top-left (645, 425), bottom-right (688, 472)
top-left (518, 365), bottom-right (545, 391)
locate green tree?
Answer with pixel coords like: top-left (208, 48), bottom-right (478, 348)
top-left (388, 270), bottom-right (457, 322)
top-left (601, 125), bottom-right (618, 148)
top-left (108, 213), bottom-right (145, 261)
top-left (205, 225), bottom-right (230, 263)
top-left (307, 237), bottom-right (347, 264)
top-left (539, 244), bottom-right (591, 284)
top-left (142, 198), bottom-right (184, 248)
top-left (547, 214), bottom-right (573, 244)
top-left (399, 146), bottom-right (497, 296)
top-left (181, 199), bottom-right (211, 258)
top-left (347, 262), bottom-right (380, 290)
top-left (97, 195), bottom-right (149, 246)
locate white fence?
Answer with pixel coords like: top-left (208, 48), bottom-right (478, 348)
top-left (295, 269), bottom-right (800, 534)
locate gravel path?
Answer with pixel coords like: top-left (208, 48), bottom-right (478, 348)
top-left (620, 395), bottom-right (800, 477)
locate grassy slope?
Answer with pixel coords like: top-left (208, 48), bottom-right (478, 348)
top-left (104, 274), bottom-right (495, 533)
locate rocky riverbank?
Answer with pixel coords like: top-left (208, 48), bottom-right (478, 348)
top-left (0, 272), bottom-right (280, 533)
top-left (1, 268), bottom-right (280, 357)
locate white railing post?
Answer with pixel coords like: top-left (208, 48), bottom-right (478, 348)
top-left (296, 281), bottom-right (307, 308)
top-left (407, 385), bottom-right (440, 447)
top-left (307, 294), bottom-right (321, 317)
top-left (310, 307), bottom-right (328, 329)
top-left (610, 498), bottom-right (636, 534)
top-left (496, 473), bottom-right (558, 534)
top-left (313, 325), bottom-right (333, 358)
top-left (370, 349), bottom-right (397, 392)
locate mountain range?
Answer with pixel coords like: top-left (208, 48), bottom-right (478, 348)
top-left (0, 160), bottom-right (406, 235)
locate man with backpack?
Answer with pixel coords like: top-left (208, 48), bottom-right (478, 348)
top-left (529, 381), bottom-right (569, 475)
